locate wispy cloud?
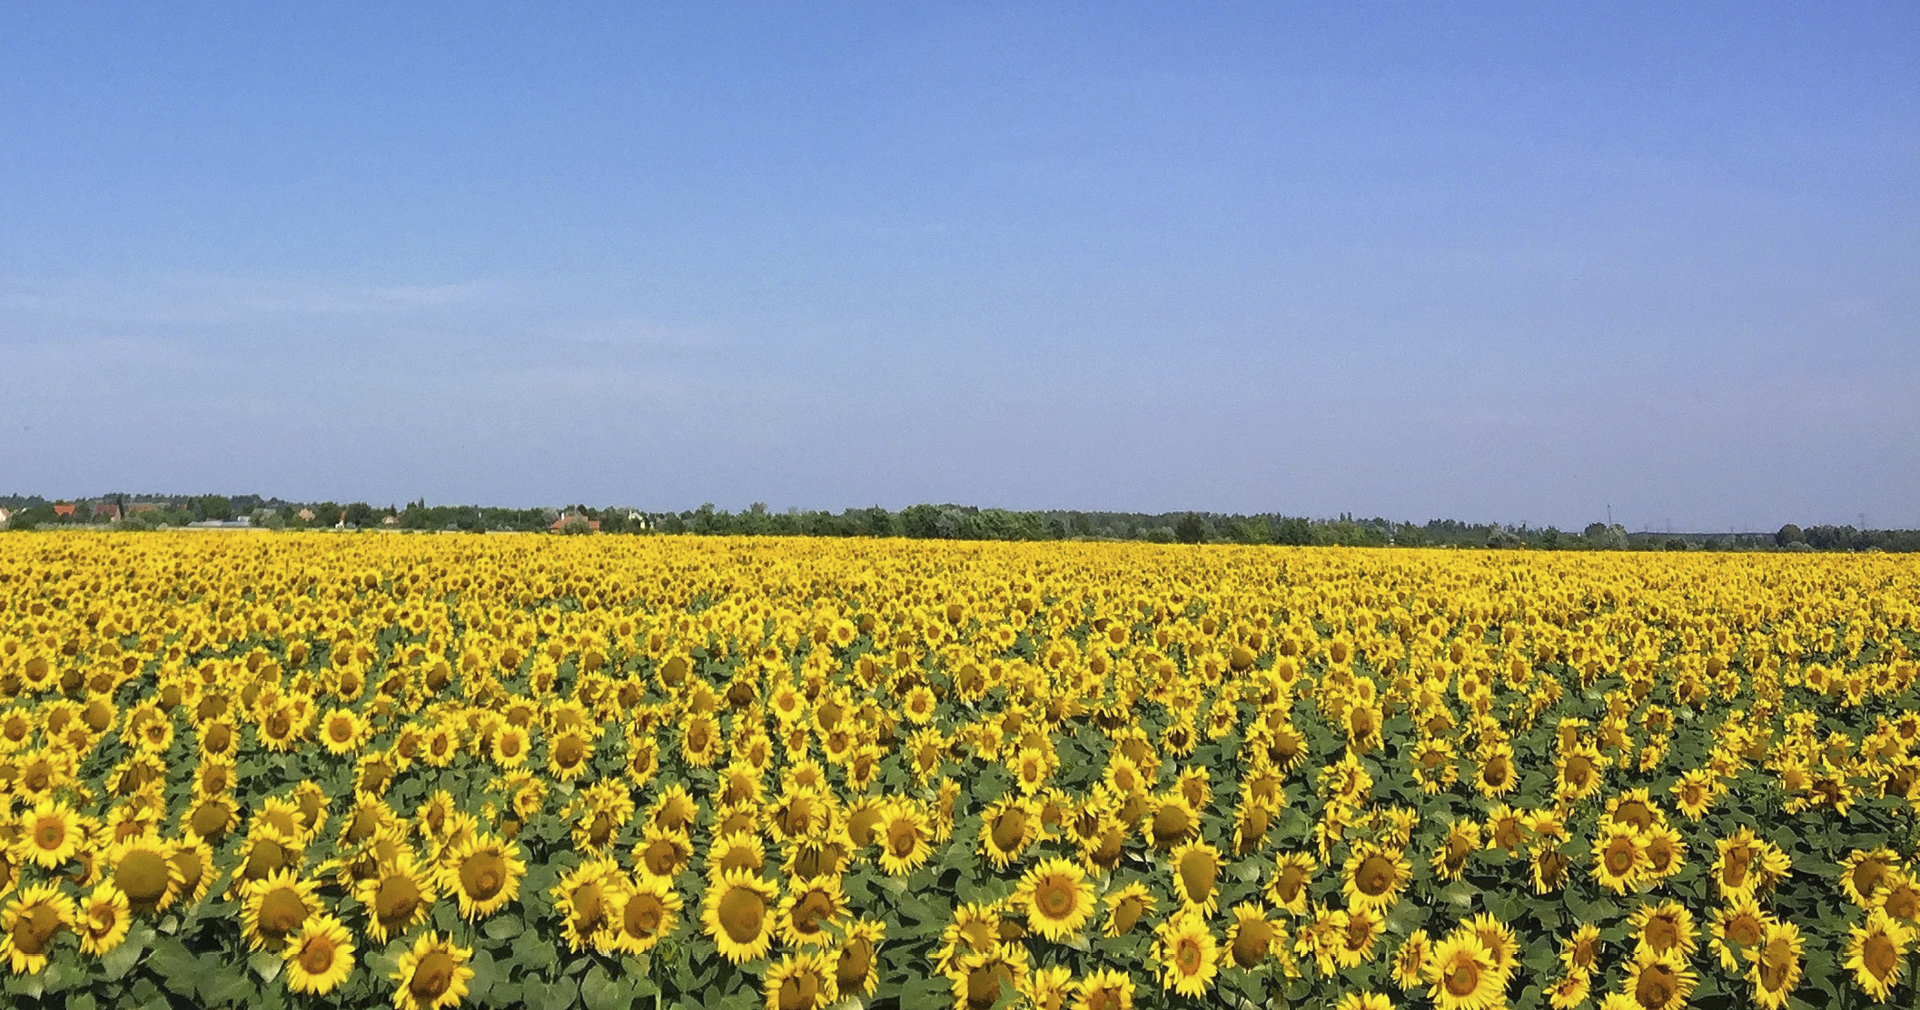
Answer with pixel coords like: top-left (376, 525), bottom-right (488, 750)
top-left (0, 274), bottom-right (491, 328)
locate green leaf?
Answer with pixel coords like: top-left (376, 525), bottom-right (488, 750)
top-left (484, 913), bottom-right (526, 941)
top-left (104, 926), bottom-right (151, 981)
top-left (582, 964), bottom-right (632, 1010)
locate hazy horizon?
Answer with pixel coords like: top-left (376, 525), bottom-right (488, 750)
top-left (4, 6), bottom-right (1915, 531)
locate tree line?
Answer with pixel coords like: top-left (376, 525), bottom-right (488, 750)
top-left (5, 493), bottom-right (1915, 551)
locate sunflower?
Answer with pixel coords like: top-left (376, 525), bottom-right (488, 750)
top-left (1154, 909), bottom-right (1219, 998)
top-left (1746, 920), bottom-right (1803, 1010)
top-left (1343, 843), bottom-right (1411, 912)
top-left (1225, 902), bottom-right (1278, 968)
top-left (951, 943), bottom-right (1029, 1010)
top-left (1639, 824), bottom-right (1685, 882)
top-left (1393, 929), bottom-right (1433, 990)
top-left (1562, 922), bottom-right (1603, 975)
top-left (1845, 908), bottom-right (1909, 1002)
top-left (109, 833), bottom-right (181, 915)
top-left (490, 723), bottom-right (531, 768)
top-left (1842, 848), bottom-right (1900, 908)
top-left (1433, 820), bottom-right (1480, 883)
top-left (876, 800), bottom-right (933, 876)
top-left (1103, 882), bottom-right (1155, 938)
top-left (980, 796), bottom-right (1038, 870)
top-left (284, 912), bottom-right (355, 995)
top-left (1073, 967), bottom-right (1135, 1010)
top-left (1631, 901), bottom-right (1696, 960)
top-left (833, 917), bottom-right (885, 996)
top-left (356, 853), bottom-right (438, 943)
top-left (553, 858), bottom-right (622, 953)
top-left (1426, 931), bottom-right (1502, 1010)
top-left (1015, 857), bottom-right (1094, 941)
top-left (1881, 868), bottom-right (1920, 922)
top-left (441, 833), bottom-right (526, 920)
top-left (778, 875), bottom-right (847, 948)
top-left (16, 799), bottom-right (82, 869)
top-left (0, 882), bottom-right (74, 975)
top-left (1335, 994), bottom-right (1393, 1010)
top-left (633, 826), bottom-right (694, 880)
top-left (319, 708), bottom-right (369, 755)
top-left (609, 873), bottom-right (682, 956)
top-left (1168, 841), bottom-right (1222, 914)
top-left (707, 830), bottom-right (767, 882)
top-left (1591, 824), bottom-right (1647, 895)
top-left (77, 882), bottom-right (130, 956)
top-left (1622, 950), bottom-right (1694, 1010)
top-left (391, 931), bottom-right (474, 1010)
top-left (1546, 970), bottom-right (1590, 1010)
top-left (1265, 851), bottom-right (1315, 914)
top-left (704, 868), bottom-right (779, 963)
top-left (242, 868), bottom-right (318, 951)
top-left (170, 832), bottom-right (216, 907)
top-left (1144, 793), bottom-right (1200, 850)
top-left (1669, 769), bottom-right (1716, 819)
top-left (1473, 743), bottom-right (1518, 797)
top-left (938, 902), bottom-right (1004, 975)
top-left (763, 949), bottom-right (837, 1010)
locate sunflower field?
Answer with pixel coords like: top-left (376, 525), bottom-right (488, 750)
top-left (0, 532), bottom-right (1917, 1010)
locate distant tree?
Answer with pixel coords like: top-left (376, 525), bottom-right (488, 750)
top-left (1268, 516), bottom-right (1314, 546)
top-left (191, 495), bottom-right (234, 522)
top-left (1664, 537), bottom-right (1688, 551)
top-left (1486, 527), bottom-right (1524, 550)
top-left (1775, 524), bottom-right (1805, 547)
top-left (1584, 522), bottom-right (1629, 550)
top-left (1540, 527), bottom-right (1562, 550)
top-left (342, 502), bottom-right (376, 528)
top-left (1174, 513), bottom-right (1208, 544)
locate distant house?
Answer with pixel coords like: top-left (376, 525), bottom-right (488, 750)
top-left (129, 503), bottom-right (162, 514)
top-left (52, 503), bottom-right (77, 517)
top-left (380, 515), bottom-right (401, 527)
top-left (550, 512), bottom-right (602, 533)
top-left (296, 508), bottom-right (315, 522)
top-left (0, 508), bottom-right (11, 527)
top-left (93, 502), bottom-right (122, 521)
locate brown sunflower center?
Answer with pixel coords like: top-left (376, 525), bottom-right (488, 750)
top-left (34, 820), bottom-right (65, 850)
top-left (258, 888), bottom-right (308, 942)
top-left (1866, 933), bottom-right (1899, 979)
top-left (376, 875), bottom-right (421, 927)
top-left (1232, 919), bottom-right (1271, 967)
top-left (1037, 879), bottom-right (1073, 918)
top-left (886, 819), bottom-right (920, 858)
top-left (118, 850), bottom-right (171, 903)
top-left (1358, 854), bottom-right (1395, 896)
top-left (990, 809), bottom-right (1028, 852)
top-left (409, 950), bottom-right (455, 1001)
top-left (792, 890), bottom-right (834, 935)
top-left (718, 886), bottom-right (766, 944)
top-left (460, 852), bottom-right (505, 901)
top-left (1175, 937), bottom-right (1202, 974)
top-left (1179, 850), bottom-right (1217, 901)
top-left (1446, 959), bottom-right (1481, 997)
top-left (1645, 917), bottom-right (1679, 954)
top-left (299, 936), bottom-right (337, 974)
top-left (625, 893), bottom-right (665, 936)
top-left (777, 971), bottom-right (821, 1010)
top-left (13, 905), bottom-right (61, 956)
top-left (1635, 963), bottom-right (1677, 1007)
top-left (836, 937), bottom-right (873, 986)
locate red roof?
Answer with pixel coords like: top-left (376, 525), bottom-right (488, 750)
top-left (52, 503), bottom-right (77, 516)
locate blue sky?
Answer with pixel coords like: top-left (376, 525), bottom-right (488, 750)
top-left (3, 4), bottom-right (1915, 530)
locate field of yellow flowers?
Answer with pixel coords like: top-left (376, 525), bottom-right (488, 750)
top-left (0, 532), bottom-right (1916, 1010)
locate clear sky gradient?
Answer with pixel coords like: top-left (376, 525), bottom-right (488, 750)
top-left (3, 5), bottom-right (1915, 530)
